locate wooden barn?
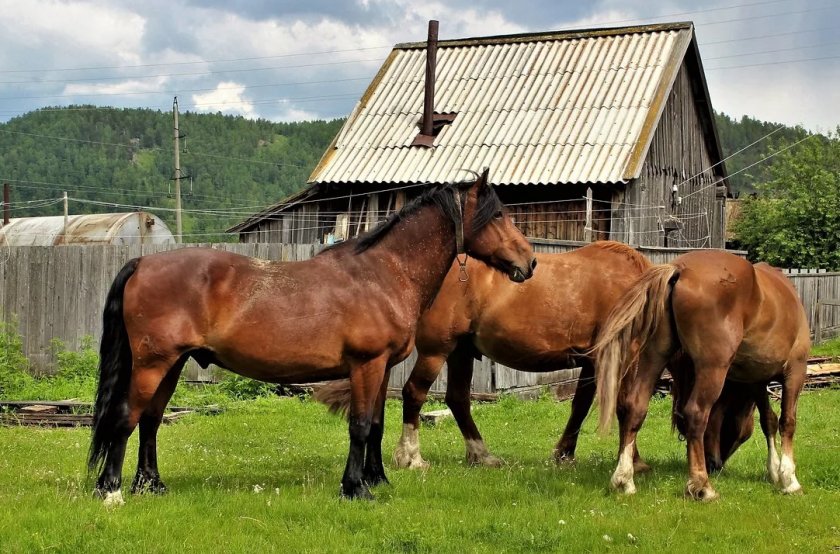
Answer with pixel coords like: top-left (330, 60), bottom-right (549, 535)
top-left (229, 21), bottom-right (730, 249)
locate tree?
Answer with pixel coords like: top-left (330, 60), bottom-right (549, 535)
top-left (733, 130), bottom-right (840, 270)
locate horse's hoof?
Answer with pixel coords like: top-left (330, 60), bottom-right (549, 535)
top-left (131, 475), bottom-right (167, 495)
top-left (610, 476), bottom-right (637, 495)
top-left (553, 450), bottom-right (576, 466)
top-left (685, 480), bottom-right (719, 502)
top-left (780, 482), bottom-right (803, 495)
top-left (467, 453), bottom-right (504, 468)
top-left (101, 490), bottom-right (125, 507)
top-left (393, 449), bottom-right (430, 470)
top-left (633, 459), bottom-right (652, 474)
top-left (341, 484), bottom-right (374, 500)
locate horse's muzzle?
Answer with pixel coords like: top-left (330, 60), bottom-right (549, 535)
top-left (510, 258), bottom-right (537, 282)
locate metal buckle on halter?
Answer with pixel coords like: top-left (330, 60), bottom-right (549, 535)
top-left (454, 189), bottom-right (468, 282)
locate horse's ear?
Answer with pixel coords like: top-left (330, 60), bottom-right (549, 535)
top-left (470, 167), bottom-right (490, 191)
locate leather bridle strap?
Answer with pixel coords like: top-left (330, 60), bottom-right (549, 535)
top-left (454, 188), bottom-right (468, 282)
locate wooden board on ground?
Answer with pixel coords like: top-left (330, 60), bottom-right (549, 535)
top-left (419, 408), bottom-right (452, 425)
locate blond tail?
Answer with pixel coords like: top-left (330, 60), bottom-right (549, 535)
top-left (313, 379), bottom-right (353, 420)
top-left (592, 264), bottom-right (680, 434)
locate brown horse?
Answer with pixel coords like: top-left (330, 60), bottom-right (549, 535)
top-left (595, 251), bottom-right (809, 501)
top-left (390, 241), bottom-right (653, 469)
top-left (88, 171), bottom-right (536, 504)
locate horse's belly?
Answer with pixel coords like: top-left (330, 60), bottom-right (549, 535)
top-left (474, 337), bottom-right (578, 372)
top-left (211, 334), bottom-right (346, 383)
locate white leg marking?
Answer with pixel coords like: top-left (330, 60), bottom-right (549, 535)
top-left (766, 437), bottom-right (781, 487)
top-left (610, 442), bottom-right (637, 495)
top-left (393, 424), bottom-right (429, 469)
top-left (103, 489), bottom-right (124, 508)
top-left (779, 453), bottom-right (802, 494)
top-left (465, 438), bottom-right (503, 467)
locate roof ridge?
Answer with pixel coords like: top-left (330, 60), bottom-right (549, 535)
top-left (395, 22), bottom-right (693, 50)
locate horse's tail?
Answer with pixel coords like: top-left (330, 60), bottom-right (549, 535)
top-left (592, 264), bottom-right (680, 434)
top-left (313, 379), bottom-right (353, 419)
top-left (88, 258), bottom-right (140, 475)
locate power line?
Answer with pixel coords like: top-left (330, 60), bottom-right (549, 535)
top-left (699, 27), bottom-right (833, 46)
top-left (682, 134), bottom-right (816, 200)
top-left (704, 41), bottom-right (840, 61)
top-left (0, 57), bottom-right (386, 86)
top-left (0, 46), bottom-right (392, 75)
top-left (0, 76), bottom-right (374, 101)
top-left (706, 54), bottom-right (840, 70)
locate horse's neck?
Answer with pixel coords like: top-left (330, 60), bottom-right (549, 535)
top-left (369, 206), bottom-right (457, 312)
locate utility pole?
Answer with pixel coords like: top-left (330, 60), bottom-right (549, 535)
top-left (63, 191), bottom-right (68, 240)
top-left (2, 183), bottom-right (9, 226)
top-left (173, 96), bottom-right (183, 243)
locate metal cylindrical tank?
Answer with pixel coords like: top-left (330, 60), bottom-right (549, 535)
top-left (0, 212), bottom-right (175, 246)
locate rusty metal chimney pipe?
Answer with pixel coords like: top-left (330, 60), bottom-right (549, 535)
top-left (421, 20), bottom-right (439, 137)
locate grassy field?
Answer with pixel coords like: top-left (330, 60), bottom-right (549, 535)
top-left (0, 390), bottom-right (838, 553)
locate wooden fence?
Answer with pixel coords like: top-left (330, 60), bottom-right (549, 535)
top-left (1, 241), bottom-right (836, 395)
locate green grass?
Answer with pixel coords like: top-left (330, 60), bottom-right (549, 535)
top-left (812, 336), bottom-right (840, 359)
top-left (0, 391), bottom-right (838, 553)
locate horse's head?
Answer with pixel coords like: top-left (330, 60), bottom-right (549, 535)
top-left (458, 168), bottom-right (536, 283)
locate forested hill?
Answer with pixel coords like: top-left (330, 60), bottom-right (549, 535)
top-left (0, 107), bottom-right (343, 239)
top-left (0, 107), bottom-right (811, 239)
top-left (714, 112), bottom-right (809, 196)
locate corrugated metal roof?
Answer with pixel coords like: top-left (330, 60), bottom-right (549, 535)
top-left (310, 22), bottom-right (695, 186)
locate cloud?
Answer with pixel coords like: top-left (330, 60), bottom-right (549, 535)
top-left (191, 82), bottom-right (256, 118)
top-left (0, 0), bottom-right (836, 129)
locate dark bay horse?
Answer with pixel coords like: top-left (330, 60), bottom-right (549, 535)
top-left (88, 170), bottom-right (536, 505)
top-left (595, 251), bottom-right (809, 501)
top-left (393, 241), bottom-right (654, 469)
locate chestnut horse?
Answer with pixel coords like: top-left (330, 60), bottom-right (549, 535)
top-left (88, 171), bottom-right (536, 504)
top-left (390, 241), bottom-right (655, 469)
top-left (595, 251), bottom-right (809, 501)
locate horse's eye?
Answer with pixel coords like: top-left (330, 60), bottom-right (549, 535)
top-left (494, 211), bottom-right (503, 220)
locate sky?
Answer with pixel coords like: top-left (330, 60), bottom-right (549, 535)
top-left (0, 0), bottom-right (837, 132)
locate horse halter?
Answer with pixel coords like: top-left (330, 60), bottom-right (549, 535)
top-left (454, 188), bottom-right (469, 282)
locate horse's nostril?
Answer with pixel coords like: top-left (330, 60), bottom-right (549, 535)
top-left (531, 258), bottom-right (538, 270)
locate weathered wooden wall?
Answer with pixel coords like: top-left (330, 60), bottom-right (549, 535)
top-left (1, 243), bottom-right (834, 395)
top-left (615, 60), bottom-right (726, 249)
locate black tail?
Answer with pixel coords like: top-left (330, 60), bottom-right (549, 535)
top-left (88, 258), bottom-right (140, 475)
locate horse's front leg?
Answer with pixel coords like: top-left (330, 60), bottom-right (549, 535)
top-left (341, 355), bottom-right (389, 500)
top-left (554, 359), bottom-right (595, 464)
top-left (363, 367), bottom-right (392, 487)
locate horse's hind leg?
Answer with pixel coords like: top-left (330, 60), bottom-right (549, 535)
top-left (131, 356), bottom-right (187, 494)
top-left (682, 363), bottom-right (729, 502)
top-left (394, 352), bottom-right (447, 469)
top-left (611, 349), bottom-right (668, 495)
top-left (445, 341), bottom-right (501, 467)
top-left (363, 368), bottom-right (391, 487)
top-left (96, 356), bottom-right (179, 505)
top-left (554, 359), bottom-right (595, 465)
top-left (778, 359), bottom-right (806, 494)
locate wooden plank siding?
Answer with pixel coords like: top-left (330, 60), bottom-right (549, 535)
top-left (614, 61), bottom-right (726, 248)
top-left (4, 243), bottom-right (831, 396)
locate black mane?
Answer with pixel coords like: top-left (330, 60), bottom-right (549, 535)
top-left (333, 181), bottom-right (502, 254)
